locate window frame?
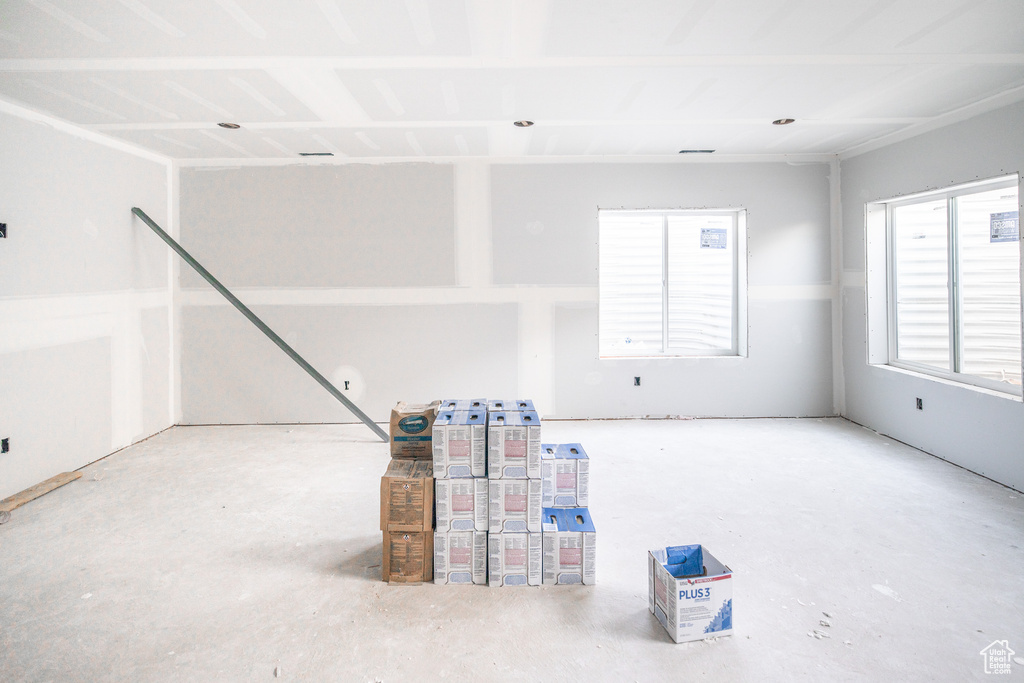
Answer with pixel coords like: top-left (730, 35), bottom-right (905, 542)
top-left (879, 174), bottom-right (1022, 396)
top-left (597, 207), bottom-right (747, 360)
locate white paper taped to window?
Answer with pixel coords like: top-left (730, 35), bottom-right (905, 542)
top-left (700, 227), bottom-right (728, 249)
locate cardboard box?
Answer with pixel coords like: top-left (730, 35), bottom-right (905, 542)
top-left (390, 401), bottom-right (440, 459)
top-left (439, 398), bottom-right (487, 412)
top-left (487, 410), bottom-right (541, 479)
top-left (541, 507), bottom-right (596, 585)
top-left (434, 531), bottom-right (488, 585)
top-left (382, 529), bottom-right (433, 584)
top-left (380, 459), bottom-right (433, 531)
top-left (648, 545), bottom-right (733, 643)
top-left (488, 532), bottom-right (542, 586)
top-left (433, 409), bottom-right (487, 478)
top-left (435, 477), bottom-right (488, 531)
top-left (488, 478), bottom-right (542, 533)
top-left (540, 443), bottom-right (590, 508)
top-left (486, 399), bottom-right (535, 412)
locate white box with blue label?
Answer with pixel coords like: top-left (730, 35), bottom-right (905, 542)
top-left (434, 531), bottom-right (487, 585)
top-left (435, 477), bottom-right (488, 532)
top-left (540, 443), bottom-right (590, 508)
top-left (488, 477), bottom-right (542, 532)
top-left (648, 544), bottom-right (733, 643)
top-left (541, 507), bottom-right (596, 585)
top-left (487, 410), bottom-right (541, 479)
top-left (488, 532), bottom-right (542, 586)
top-left (486, 399), bottom-right (535, 412)
top-left (439, 398), bottom-right (487, 412)
top-left (433, 409), bottom-right (487, 478)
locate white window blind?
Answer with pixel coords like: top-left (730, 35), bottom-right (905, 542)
top-left (888, 176), bottom-right (1021, 393)
top-left (599, 210), bottom-right (740, 358)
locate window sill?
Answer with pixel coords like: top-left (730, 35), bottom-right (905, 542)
top-left (599, 354), bottom-right (747, 360)
top-left (870, 362), bottom-right (1023, 402)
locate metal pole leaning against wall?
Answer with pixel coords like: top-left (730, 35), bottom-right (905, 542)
top-left (132, 207), bottom-right (389, 442)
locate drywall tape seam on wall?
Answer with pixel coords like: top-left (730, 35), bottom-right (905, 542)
top-left (178, 286), bottom-right (598, 307)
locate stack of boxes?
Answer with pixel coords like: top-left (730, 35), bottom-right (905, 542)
top-left (379, 459), bottom-right (434, 584)
top-left (433, 399), bottom-right (488, 585)
top-left (380, 402), bottom-right (439, 584)
top-left (487, 400), bottom-right (543, 586)
top-left (540, 443), bottom-right (594, 585)
top-left (381, 398), bottom-right (596, 587)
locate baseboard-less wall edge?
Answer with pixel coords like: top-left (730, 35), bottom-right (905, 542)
top-left (175, 421), bottom-right (385, 427)
top-left (542, 414), bottom-right (841, 421)
top-left (840, 415), bottom-right (1023, 495)
top-left (0, 472), bottom-right (82, 514)
top-left (0, 425), bottom-right (177, 518)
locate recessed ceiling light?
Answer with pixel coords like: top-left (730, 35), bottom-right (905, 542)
top-left (678, 149), bottom-right (715, 154)
top-left (772, 118), bottom-right (795, 125)
top-left (217, 122), bottom-right (241, 129)
top-left (513, 120), bottom-right (534, 127)
top-left (298, 152), bottom-right (334, 157)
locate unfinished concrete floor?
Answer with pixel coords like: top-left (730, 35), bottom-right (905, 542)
top-left (1, 418), bottom-right (1022, 681)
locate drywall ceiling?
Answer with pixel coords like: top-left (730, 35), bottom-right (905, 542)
top-left (1, 0), bottom-right (1022, 163)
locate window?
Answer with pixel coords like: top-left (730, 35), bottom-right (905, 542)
top-left (598, 209), bottom-right (745, 358)
top-left (882, 175), bottom-right (1021, 393)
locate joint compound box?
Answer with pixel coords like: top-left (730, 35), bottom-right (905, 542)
top-left (380, 459), bottom-right (433, 531)
top-left (435, 477), bottom-right (488, 531)
top-left (382, 529), bottom-right (433, 584)
top-left (486, 399), bottom-right (535, 412)
top-left (390, 401), bottom-right (440, 459)
top-left (540, 443), bottom-right (590, 508)
top-left (434, 531), bottom-right (487, 585)
top-left (488, 532), bottom-right (542, 586)
top-left (648, 545), bottom-right (734, 643)
top-left (487, 410), bottom-right (541, 479)
top-left (488, 478), bottom-right (542, 533)
top-left (433, 410), bottom-right (487, 478)
top-left (541, 507), bottom-right (596, 585)
top-left (439, 398), bottom-right (487, 412)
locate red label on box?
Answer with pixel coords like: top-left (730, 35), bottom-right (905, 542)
top-left (560, 547), bottom-right (582, 566)
top-left (505, 493), bottom-right (527, 512)
top-left (505, 441), bottom-right (526, 458)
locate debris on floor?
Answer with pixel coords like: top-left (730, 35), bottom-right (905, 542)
top-left (872, 583), bottom-right (904, 602)
top-left (0, 471), bottom-right (82, 514)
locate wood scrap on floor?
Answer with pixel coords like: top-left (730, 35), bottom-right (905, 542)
top-left (0, 471), bottom-right (82, 513)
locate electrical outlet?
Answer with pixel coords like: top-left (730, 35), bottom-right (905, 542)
top-left (1, 438), bottom-right (8, 453)
top-left (916, 398), bottom-right (923, 410)
top-left (0, 223), bottom-right (6, 238)
top-left (634, 376), bottom-right (641, 386)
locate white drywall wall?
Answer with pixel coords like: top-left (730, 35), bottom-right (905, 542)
top-left (840, 99), bottom-right (1024, 492)
top-left (179, 165), bottom-right (456, 288)
top-left (0, 109), bottom-right (173, 500)
top-left (493, 162), bottom-right (835, 418)
top-left (179, 159), bottom-right (834, 423)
